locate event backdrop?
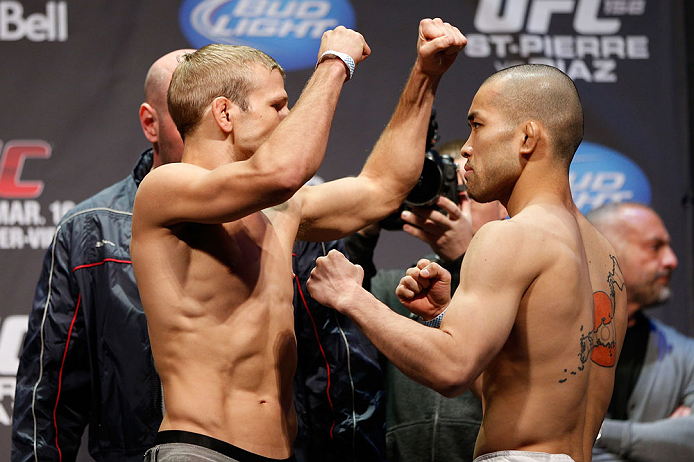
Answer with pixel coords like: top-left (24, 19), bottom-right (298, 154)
top-left (1, 0), bottom-right (692, 458)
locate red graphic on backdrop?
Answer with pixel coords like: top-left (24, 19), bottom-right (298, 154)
top-left (0, 140), bottom-right (52, 198)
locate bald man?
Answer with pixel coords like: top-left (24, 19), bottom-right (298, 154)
top-left (308, 64), bottom-right (628, 462)
top-left (343, 138), bottom-right (507, 462)
top-left (587, 202), bottom-right (694, 462)
top-left (12, 49), bottom-right (192, 462)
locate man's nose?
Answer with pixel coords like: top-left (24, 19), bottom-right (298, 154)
top-left (662, 245), bottom-right (678, 271)
top-left (461, 141), bottom-right (472, 159)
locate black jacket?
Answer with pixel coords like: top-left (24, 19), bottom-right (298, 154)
top-left (12, 150), bottom-right (162, 462)
top-left (292, 240), bottom-right (386, 462)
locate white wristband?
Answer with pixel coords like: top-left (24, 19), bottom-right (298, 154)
top-left (316, 50), bottom-right (355, 81)
top-left (418, 307), bottom-right (448, 328)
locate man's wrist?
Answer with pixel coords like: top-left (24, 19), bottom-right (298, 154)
top-left (316, 50), bottom-right (355, 81)
top-left (417, 306), bottom-right (448, 328)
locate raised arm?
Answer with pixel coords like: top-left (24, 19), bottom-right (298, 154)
top-left (134, 27), bottom-right (370, 228)
top-left (296, 19), bottom-right (467, 241)
top-left (307, 221), bottom-right (534, 397)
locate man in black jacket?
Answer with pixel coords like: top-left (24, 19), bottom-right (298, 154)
top-left (11, 49), bottom-right (190, 462)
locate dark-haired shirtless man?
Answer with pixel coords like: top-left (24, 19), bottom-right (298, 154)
top-left (308, 64), bottom-right (628, 462)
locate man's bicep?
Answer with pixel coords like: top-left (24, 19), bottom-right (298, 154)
top-left (445, 225), bottom-right (535, 361)
top-left (136, 162), bottom-right (285, 226)
top-left (297, 176), bottom-right (394, 241)
top-left (457, 222), bottom-right (535, 305)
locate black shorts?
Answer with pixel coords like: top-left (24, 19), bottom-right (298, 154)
top-left (143, 430), bottom-right (296, 462)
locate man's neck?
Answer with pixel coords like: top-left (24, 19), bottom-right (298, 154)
top-left (182, 142), bottom-right (238, 170)
top-left (626, 303), bottom-right (645, 327)
top-left (504, 166), bottom-right (573, 217)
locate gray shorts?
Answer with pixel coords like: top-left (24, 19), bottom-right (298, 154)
top-left (474, 451), bottom-right (575, 462)
top-left (143, 430), bottom-right (296, 462)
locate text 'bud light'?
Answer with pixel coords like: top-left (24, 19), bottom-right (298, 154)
top-left (179, 0), bottom-right (356, 72)
top-left (569, 141), bottom-right (651, 214)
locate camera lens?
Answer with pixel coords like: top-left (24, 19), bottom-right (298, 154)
top-left (404, 155), bottom-right (443, 207)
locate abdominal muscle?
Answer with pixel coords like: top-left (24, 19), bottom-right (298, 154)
top-left (142, 209), bottom-right (303, 458)
top-left (154, 297), bottom-right (299, 458)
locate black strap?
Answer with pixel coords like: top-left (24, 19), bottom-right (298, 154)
top-left (155, 430), bottom-right (296, 462)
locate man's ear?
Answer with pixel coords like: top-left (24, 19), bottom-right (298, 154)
top-left (139, 102), bottom-right (158, 143)
top-left (519, 121), bottom-right (540, 157)
top-left (211, 96), bottom-right (233, 133)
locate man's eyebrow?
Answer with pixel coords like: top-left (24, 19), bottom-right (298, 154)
top-left (467, 111), bottom-right (478, 121)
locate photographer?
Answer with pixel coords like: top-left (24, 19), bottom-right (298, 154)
top-left (343, 139), bottom-right (506, 462)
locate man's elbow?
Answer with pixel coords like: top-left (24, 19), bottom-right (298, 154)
top-left (262, 165), bottom-right (308, 202)
top-left (357, 177), bottom-right (406, 217)
top-left (429, 364), bottom-right (473, 398)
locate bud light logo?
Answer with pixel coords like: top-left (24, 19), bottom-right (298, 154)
top-left (570, 141), bottom-right (651, 214)
top-left (179, 0), bottom-right (356, 72)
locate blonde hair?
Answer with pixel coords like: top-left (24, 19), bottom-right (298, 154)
top-left (168, 44), bottom-right (285, 140)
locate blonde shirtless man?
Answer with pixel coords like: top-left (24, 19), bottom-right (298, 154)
top-left (130, 19), bottom-right (465, 462)
top-left (307, 64), bottom-right (628, 462)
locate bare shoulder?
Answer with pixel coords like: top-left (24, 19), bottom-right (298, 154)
top-left (462, 216), bottom-right (547, 285)
top-left (577, 212), bottom-right (618, 257)
top-left (137, 163), bottom-right (204, 193)
top-left (577, 212), bottom-right (627, 306)
top-left (471, 206), bottom-right (565, 260)
top-left (132, 164), bottom-right (192, 232)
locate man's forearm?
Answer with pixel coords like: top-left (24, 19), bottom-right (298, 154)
top-left (339, 287), bottom-right (471, 397)
top-left (342, 231), bottom-right (379, 290)
top-left (359, 66), bottom-right (441, 210)
top-left (597, 416), bottom-right (694, 462)
top-left (258, 60), bottom-right (348, 188)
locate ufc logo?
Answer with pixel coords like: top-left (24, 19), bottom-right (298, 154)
top-left (474, 0), bottom-right (621, 35)
top-left (0, 140), bottom-right (51, 199)
top-left (0, 315), bottom-right (27, 375)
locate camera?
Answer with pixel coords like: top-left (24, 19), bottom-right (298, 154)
top-left (380, 107), bottom-right (462, 231)
top-left (403, 150), bottom-right (459, 207)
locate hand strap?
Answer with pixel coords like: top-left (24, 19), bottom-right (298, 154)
top-left (417, 307), bottom-right (448, 328)
top-left (316, 50), bottom-right (355, 81)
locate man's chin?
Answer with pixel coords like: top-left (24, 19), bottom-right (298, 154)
top-left (641, 287), bottom-right (672, 309)
top-left (656, 287), bottom-right (672, 304)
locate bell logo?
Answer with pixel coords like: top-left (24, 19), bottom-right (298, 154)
top-left (0, 1), bottom-right (68, 42)
top-left (474, 0), bottom-right (620, 35)
top-left (0, 140), bottom-right (52, 199)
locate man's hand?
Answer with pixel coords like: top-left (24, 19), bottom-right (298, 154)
top-left (396, 259), bottom-right (452, 320)
top-left (670, 405), bottom-right (692, 418)
top-left (416, 18), bottom-right (466, 76)
top-left (402, 195), bottom-right (473, 262)
top-left (318, 25), bottom-right (371, 67)
top-left (308, 249), bottom-right (365, 313)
